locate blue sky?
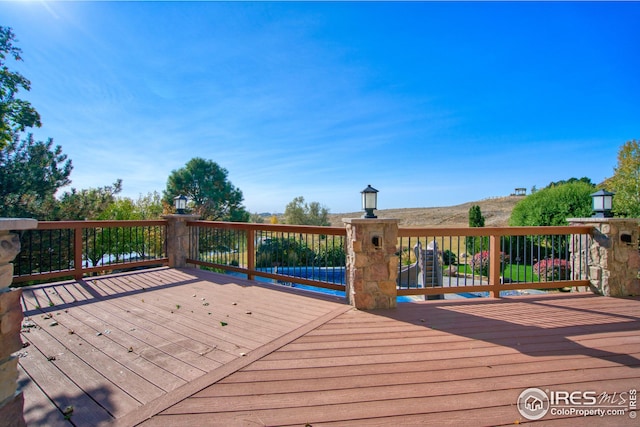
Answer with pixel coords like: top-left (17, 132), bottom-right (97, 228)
top-left (2, 2), bottom-right (638, 214)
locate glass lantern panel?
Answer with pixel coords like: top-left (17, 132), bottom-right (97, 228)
top-left (592, 196), bottom-right (604, 210)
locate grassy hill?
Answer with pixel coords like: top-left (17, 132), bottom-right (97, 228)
top-left (328, 196), bottom-right (523, 228)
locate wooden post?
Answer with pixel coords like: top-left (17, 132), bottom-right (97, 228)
top-left (74, 225), bottom-right (83, 280)
top-left (246, 228), bottom-right (255, 281)
top-left (489, 234), bottom-right (501, 298)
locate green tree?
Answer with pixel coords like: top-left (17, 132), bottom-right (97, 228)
top-left (283, 196), bottom-right (330, 226)
top-left (100, 193), bottom-right (165, 261)
top-left (0, 134), bottom-right (72, 219)
top-left (509, 180), bottom-right (595, 226)
top-left (82, 192), bottom-right (165, 267)
top-left (606, 140), bottom-right (640, 217)
top-left (163, 157), bottom-right (249, 222)
top-left (545, 177), bottom-right (594, 189)
top-left (100, 197), bottom-right (137, 220)
top-left (56, 180), bottom-right (122, 220)
top-left (509, 180), bottom-right (595, 264)
top-left (249, 212), bottom-right (265, 223)
top-left (468, 205), bottom-right (485, 227)
top-left (465, 205), bottom-right (486, 255)
top-left (100, 192), bottom-right (163, 220)
top-left (0, 27), bottom-right (41, 149)
top-left (132, 191), bottom-right (164, 219)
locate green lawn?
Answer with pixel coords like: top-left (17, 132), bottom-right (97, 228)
top-left (456, 263), bottom-right (539, 282)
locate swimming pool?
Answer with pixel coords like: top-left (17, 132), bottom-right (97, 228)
top-left (225, 268), bottom-right (545, 301)
top-left (227, 268), bottom-right (416, 302)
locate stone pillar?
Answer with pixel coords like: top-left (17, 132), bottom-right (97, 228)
top-left (0, 218), bottom-right (37, 427)
top-left (162, 214), bottom-right (200, 268)
top-left (343, 218), bottom-right (399, 310)
top-left (569, 218), bottom-right (640, 297)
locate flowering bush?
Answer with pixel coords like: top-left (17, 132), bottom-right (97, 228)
top-left (533, 259), bottom-right (571, 281)
top-left (469, 251), bottom-right (506, 276)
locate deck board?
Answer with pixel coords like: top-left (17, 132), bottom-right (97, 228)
top-left (15, 267), bottom-right (640, 426)
top-left (139, 292), bottom-right (640, 427)
top-left (17, 341), bottom-right (117, 425)
top-left (18, 267), bottom-right (346, 426)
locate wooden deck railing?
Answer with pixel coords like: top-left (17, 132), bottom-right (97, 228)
top-left (186, 221), bottom-right (593, 297)
top-left (12, 220), bottom-right (168, 283)
top-left (186, 221), bottom-right (347, 292)
top-left (12, 219), bottom-right (593, 299)
top-left (397, 226), bottom-right (593, 297)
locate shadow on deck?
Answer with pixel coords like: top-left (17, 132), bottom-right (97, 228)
top-left (17, 267), bottom-right (640, 426)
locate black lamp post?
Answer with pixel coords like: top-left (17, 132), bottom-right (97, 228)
top-left (590, 189), bottom-right (614, 218)
top-left (361, 185), bottom-right (378, 219)
top-left (174, 194), bottom-right (188, 215)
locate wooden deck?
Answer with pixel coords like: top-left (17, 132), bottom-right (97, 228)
top-left (17, 267), bottom-right (640, 426)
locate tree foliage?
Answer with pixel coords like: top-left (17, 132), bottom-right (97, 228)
top-left (100, 191), bottom-right (164, 220)
top-left (256, 237), bottom-right (316, 268)
top-left (0, 134), bottom-right (72, 219)
top-left (466, 205), bottom-right (486, 255)
top-left (545, 177), bottom-right (594, 189)
top-left (249, 213), bottom-right (265, 223)
top-left (509, 180), bottom-right (595, 226)
top-left (606, 139), bottom-right (640, 217)
top-left (131, 191), bottom-right (165, 219)
top-left (0, 26), bottom-right (41, 149)
top-left (56, 180), bottom-right (122, 220)
top-left (163, 157), bottom-right (249, 222)
top-left (468, 205), bottom-right (485, 227)
top-left (283, 196), bottom-right (330, 226)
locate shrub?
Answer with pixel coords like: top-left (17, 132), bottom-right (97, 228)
top-left (533, 258), bottom-right (571, 281)
top-left (256, 237), bottom-right (316, 268)
top-left (470, 251), bottom-right (506, 276)
top-left (442, 249), bottom-right (457, 266)
top-left (316, 246), bottom-right (346, 267)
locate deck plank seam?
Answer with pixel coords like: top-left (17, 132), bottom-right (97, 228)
top-left (112, 303), bottom-right (351, 427)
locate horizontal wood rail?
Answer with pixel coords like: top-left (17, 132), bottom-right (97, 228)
top-left (186, 220), bottom-right (347, 235)
top-left (398, 225), bottom-right (593, 237)
top-left (397, 225), bottom-right (593, 298)
top-left (186, 221), bottom-right (346, 291)
top-left (13, 219), bottom-right (596, 300)
top-left (13, 220), bottom-right (168, 283)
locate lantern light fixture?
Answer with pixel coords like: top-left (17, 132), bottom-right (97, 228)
top-left (174, 194), bottom-right (188, 215)
top-left (361, 185), bottom-right (379, 219)
top-left (590, 189), bottom-right (614, 218)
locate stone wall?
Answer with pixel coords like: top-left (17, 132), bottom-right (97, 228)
top-left (162, 214), bottom-right (200, 268)
top-left (0, 219), bottom-right (37, 427)
top-left (569, 218), bottom-right (640, 297)
top-left (344, 218), bottom-right (399, 309)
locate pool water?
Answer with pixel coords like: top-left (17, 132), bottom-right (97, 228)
top-left (227, 269), bottom-right (415, 302)
top-left (226, 268), bottom-right (544, 301)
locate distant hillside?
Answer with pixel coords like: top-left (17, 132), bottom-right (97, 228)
top-left (328, 196), bottom-right (523, 228)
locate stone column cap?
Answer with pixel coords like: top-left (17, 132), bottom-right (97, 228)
top-left (0, 218), bottom-right (38, 232)
top-left (161, 214), bottom-right (201, 220)
top-left (342, 218), bottom-right (399, 224)
top-left (568, 217), bottom-right (640, 224)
